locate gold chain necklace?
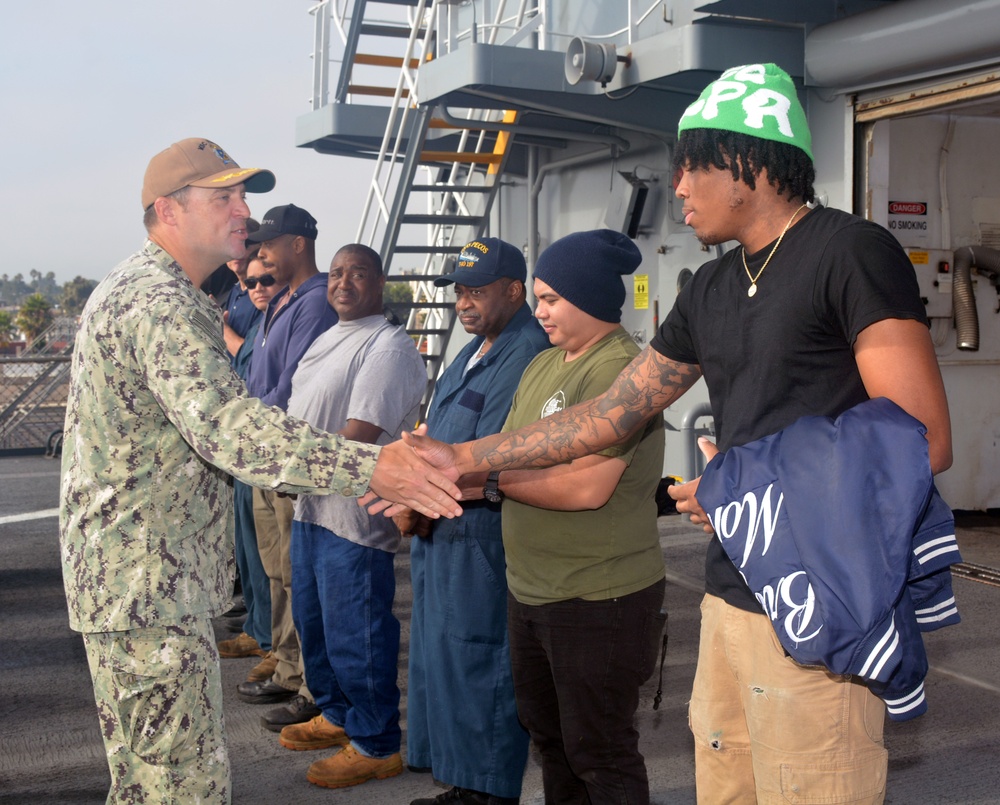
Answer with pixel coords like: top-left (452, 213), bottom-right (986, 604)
top-left (741, 203), bottom-right (808, 298)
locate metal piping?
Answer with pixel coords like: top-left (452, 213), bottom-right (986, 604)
top-left (680, 402), bottom-right (714, 484)
top-left (952, 245), bottom-right (1000, 351)
top-left (527, 145), bottom-right (538, 299)
top-left (805, 0), bottom-right (1000, 88)
top-left (526, 146), bottom-right (619, 287)
top-left (530, 146), bottom-right (616, 198)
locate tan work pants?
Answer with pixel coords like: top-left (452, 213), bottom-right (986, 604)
top-left (690, 593), bottom-right (887, 804)
top-left (252, 487), bottom-right (307, 695)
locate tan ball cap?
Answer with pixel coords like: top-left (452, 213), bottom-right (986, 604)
top-left (141, 138), bottom-right (276, 210)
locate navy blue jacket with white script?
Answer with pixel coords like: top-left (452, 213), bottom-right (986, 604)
top-left (697, 398), bottom-right (960, 721)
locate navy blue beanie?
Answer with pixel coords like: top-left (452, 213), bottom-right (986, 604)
top-left (533, 229), bottom-right (642, 323)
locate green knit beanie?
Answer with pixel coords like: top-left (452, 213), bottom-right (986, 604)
top-left (678, 63), bottom-right (813, 160)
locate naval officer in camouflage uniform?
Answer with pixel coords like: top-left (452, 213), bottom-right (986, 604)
top-left (58, 138), bottom-right (462, 805)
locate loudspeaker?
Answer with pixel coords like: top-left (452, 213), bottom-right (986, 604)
top-left (564, 38), bottom-right (619, 86)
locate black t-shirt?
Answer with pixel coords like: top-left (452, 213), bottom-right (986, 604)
top-left (651, 205), bottom-right (928, 611)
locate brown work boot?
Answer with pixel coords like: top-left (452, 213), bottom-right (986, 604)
top-left (279, 714), bottom-right (350, 751)
top-left (218, 632), bottom-right (265, 658)
top-left (246, 651), bottom-right (277, 683)
top-left (306, 745), bottom-right (402, 788)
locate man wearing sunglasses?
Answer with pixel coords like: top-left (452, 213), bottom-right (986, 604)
top-left (219, 218), bottom-right (264, 360)
top-left (217, 253), bottom-right (284, 683)
top-left (239, 204), bottom-right (338, 731)
top-left (244, 271), bottom-right (277, 290)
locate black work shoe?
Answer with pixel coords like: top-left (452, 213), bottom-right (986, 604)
top-left (236, 677), bottom-right (297, 705)
top-left (261, 694), bottom-right (322, 732)
top-left (222, 599), bottom-right (246, 618)
top-left (411, 787), bottom-right (518, 805)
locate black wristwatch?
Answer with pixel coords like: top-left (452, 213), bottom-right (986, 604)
top-left (483, 470), bottom-right (504, 504)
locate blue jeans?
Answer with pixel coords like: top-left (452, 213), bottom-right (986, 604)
top-left (290, 520), bottom-right (401, 758)
top-left (233, 480), bottom-right (271, 650)
top-left (508, 579), bottom-right (666, 805)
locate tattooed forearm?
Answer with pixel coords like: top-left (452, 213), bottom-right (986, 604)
top-left (464, 347), bottom-right (702, 472)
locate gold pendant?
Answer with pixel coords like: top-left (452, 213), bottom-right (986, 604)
top-left (747, 283), bottom-right (758, 298)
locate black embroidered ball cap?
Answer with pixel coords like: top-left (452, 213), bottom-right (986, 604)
top-left (246, 204), bottom-right (318, 242)
top-left (434, 237), bottom-right (526, 287)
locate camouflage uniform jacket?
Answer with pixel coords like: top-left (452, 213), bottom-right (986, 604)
top-left (59, 241), bottom-right (378, 634)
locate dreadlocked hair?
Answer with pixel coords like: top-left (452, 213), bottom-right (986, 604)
top-left (673, 129), bottom-right (816, 204)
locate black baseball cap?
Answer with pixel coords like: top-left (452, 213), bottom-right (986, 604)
top-left (247, 204), bottom-right (318, 242)
top-left (434, 237), bottom-right (526, 287)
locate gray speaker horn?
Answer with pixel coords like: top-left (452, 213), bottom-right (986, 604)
top-left (564, 38), bottom-right (619, 86)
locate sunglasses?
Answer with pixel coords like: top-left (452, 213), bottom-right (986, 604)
top-left (245, 274), bottom-right (278, 290)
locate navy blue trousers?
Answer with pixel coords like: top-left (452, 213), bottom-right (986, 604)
top-left (233, 479), bottom-right (271, 650)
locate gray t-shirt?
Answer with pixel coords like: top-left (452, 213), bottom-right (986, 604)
top-left (289, 314), bottom-right (426, 552)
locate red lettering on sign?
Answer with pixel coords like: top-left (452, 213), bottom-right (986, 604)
top-left (889, 201), bottom-right (927, 215)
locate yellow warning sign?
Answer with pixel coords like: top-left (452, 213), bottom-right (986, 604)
top-left (908, 251), bottom-right (929, 265)
top-left (634, 274), bottom-right (649, 310)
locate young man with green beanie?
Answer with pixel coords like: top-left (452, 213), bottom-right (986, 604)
top-left (465, 229), bottom-right (666, 804)
top-left (402, 65), bottom-right (952, 803)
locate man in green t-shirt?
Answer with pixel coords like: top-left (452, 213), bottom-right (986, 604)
top-left (478, 229), bottom-right (666, 805)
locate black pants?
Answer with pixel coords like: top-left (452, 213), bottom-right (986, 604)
top-left (507, 579), bottom-right (666, 805)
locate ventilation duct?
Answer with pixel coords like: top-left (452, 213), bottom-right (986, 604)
top-left (806, 0), bottom-right (1000, 88)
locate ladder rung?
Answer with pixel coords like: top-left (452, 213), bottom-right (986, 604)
top-left (393, 245), bottom-right (466, 254)
top-left (409, 184), bottom-right (493, 193)
top-left (420, 151), bottom-right (503, 165)
top-left (360, 23), bottom-right (426, 38)
top-left (401, 213), bottom-right (481, 225)
top-left (354, 53), bottom-right (421, 69)
top-left (384, 301), bottom-right (455, 309)
top-left (427, 118), bottom-right (500, 130)
top-left (347, 84), bottom-right (407, 98)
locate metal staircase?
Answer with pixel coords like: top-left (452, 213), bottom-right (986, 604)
top-left (311, 0), bottom-right (525, 415)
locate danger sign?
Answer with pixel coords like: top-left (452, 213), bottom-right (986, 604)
top-left (888, 201), bottom-right (927, 215)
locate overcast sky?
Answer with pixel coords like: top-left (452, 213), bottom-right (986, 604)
top-left (2, 1), bottom-right (374, 285)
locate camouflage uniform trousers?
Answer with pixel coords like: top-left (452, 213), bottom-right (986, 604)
top-left (82, 616), bottom-right (230, 804)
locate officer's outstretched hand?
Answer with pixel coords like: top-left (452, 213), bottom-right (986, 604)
top-left (667, 436), bottom-right (719, 534)
top-left (362, 431), bottom-right (463, 520)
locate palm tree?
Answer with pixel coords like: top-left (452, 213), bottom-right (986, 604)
top-left (0, 310), bottom-right (14, 348)
top-left (61, 276), bottom-right (98, 316)
top-left (16, 293), bottom-right (53, 346)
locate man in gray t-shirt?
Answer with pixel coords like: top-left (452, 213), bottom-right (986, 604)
top-left (279, 244), bottom-right (425, 790)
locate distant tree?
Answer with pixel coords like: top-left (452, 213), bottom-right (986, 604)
top-left (384, 281), bottom-right (413, 305)
top-left (61, 276), bottom-right (98, 316)
top-left (0, 310), bottom-right (14, 347)
top-left (383, 279), bottom-right (414, 324)
top-left (32, 270), bottom-right (61, 303)
top-left (16, 293), bottom-right (53, 346)
top-left (0, 272), bottom-right (32, 306)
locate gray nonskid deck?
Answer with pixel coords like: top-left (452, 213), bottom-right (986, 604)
top-left (2, 454), bottom-right (998, 804)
